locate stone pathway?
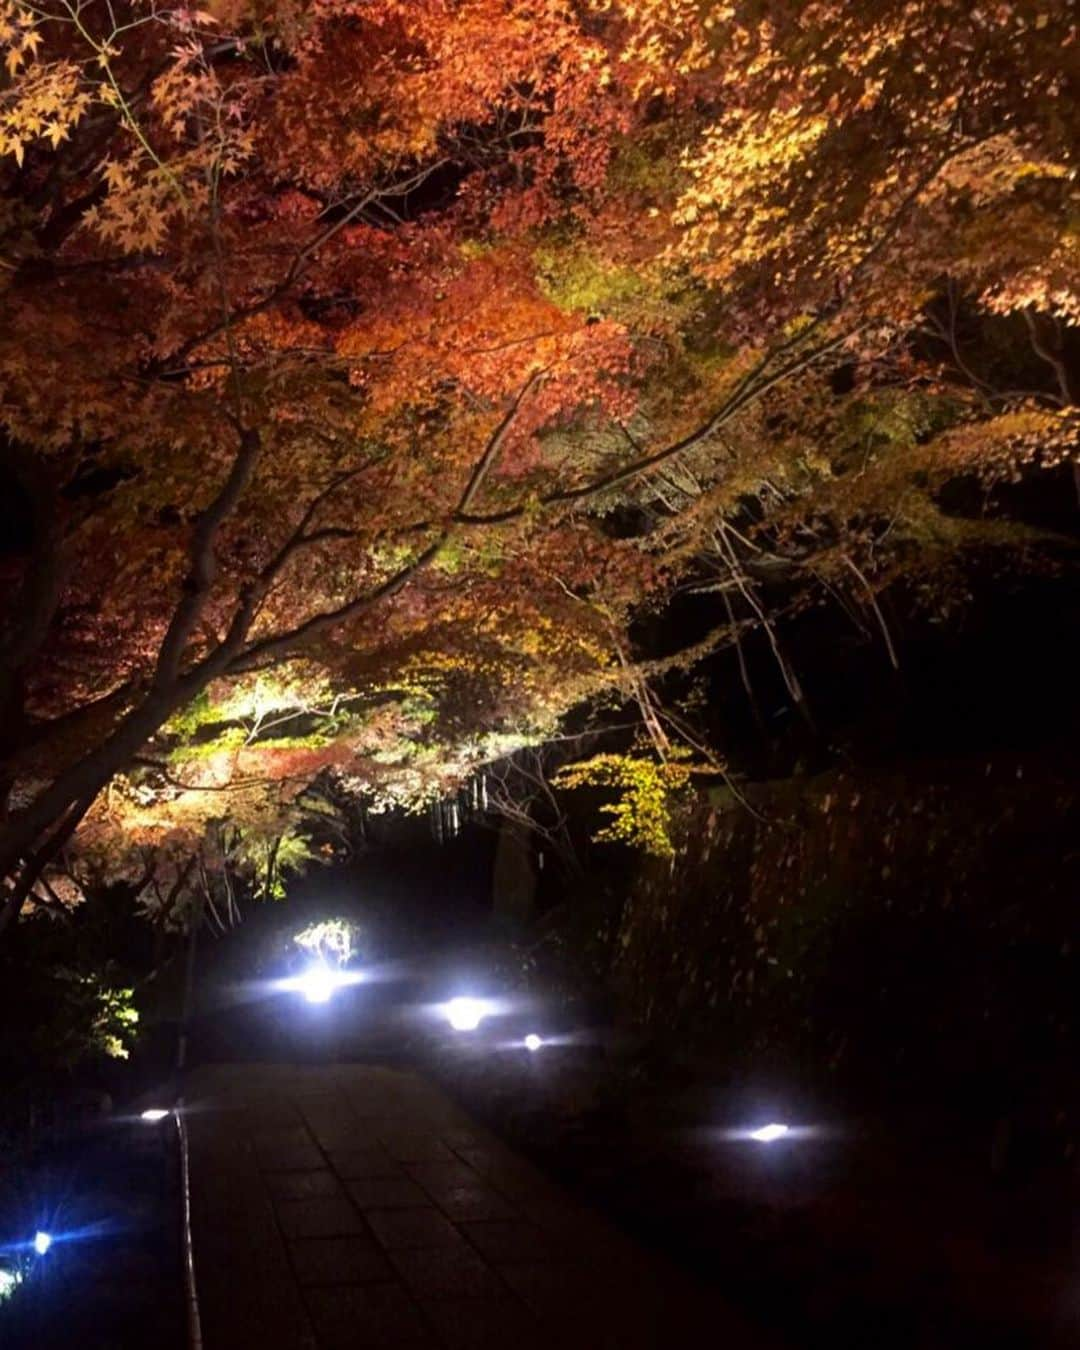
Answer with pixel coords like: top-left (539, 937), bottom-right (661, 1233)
top-left (185, 1063), bottom-right (777, 1349)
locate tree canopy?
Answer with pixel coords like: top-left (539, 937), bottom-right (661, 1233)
top-left (1, 0), bottom-right (1077, 929)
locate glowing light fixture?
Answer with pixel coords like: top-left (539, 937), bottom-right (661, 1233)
top-left (298, 965), bottom-right (335, 1003)
top-left (140, 1108), bottom-right (170, 1123)
top-left (444, 997), bottom-right (488, 1031)
top-left (277, 965), bottom-right (362, 1003)
top-left (523, 1034), bottom-right (543, 1052)
top-left (33, 1231), bottom-right (52, 1256)
top-left (749, 1123), bottom-right (789, 1143)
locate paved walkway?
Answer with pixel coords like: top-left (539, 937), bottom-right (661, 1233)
top-left (185, 1063), bottom-right (776, 1349)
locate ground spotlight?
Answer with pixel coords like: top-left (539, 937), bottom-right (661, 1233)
top-left (749, 1122), bottom-right (789, 1143)
top-left (443, 997), bottom-right (490, 1031)
top-left (523, 1034), bottom-right (543, 1052)
top-left (140, 1108), bottom-right (170, 1123)
top-left (298, 965), bottom-right (334, 1003)
top-left (276, 965), bottom-right (363, 1003)
top-left (32, 1232), bottom-right (52, 1256)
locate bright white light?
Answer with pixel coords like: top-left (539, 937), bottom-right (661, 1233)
top-left (444, 997), bottom-right (488, 1031)
top-left (141, 1108), bottom-right (170, 1123)
top-left (749, 1122), bottom-right (789, 1143)
top-left (524, 1034), bottom-right (543, 1052)
top-left (0, 1268), bottom-right (21, 1300)
top-left (277, 966), bottom-right (363, 1002)
top-left (33, 1231), bottom-right (52, 1256)
top-left (299, 965), bottom-right (335, 1003)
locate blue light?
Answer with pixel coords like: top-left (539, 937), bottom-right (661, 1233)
top-left (0, 1219), bottom-right (118, 1263)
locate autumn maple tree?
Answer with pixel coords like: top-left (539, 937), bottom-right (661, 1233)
top-left (1, 0), bottom-right (1076, 929)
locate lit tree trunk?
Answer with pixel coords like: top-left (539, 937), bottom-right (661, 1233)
top-left (0, 427), bottom-right (263, 937)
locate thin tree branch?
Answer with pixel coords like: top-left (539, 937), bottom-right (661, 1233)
top-left (1023, 308), bottom-right (1073, 407)
top-left (229, 372), bottom-right (544, 669)
top-left (842, 554), bottom-right (899, 669)
top-left (167, 160), bottom-right (451, 366)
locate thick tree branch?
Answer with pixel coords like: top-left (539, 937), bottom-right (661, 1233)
top-left (152, 425), bottom-right (262, 688)
top-left (0, 793), bottom-right (93, 938)
top-left (228, 372), bottom-right (544, 670)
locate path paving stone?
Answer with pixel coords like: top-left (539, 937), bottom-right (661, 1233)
top-left (382, 1132), bottom-right (459, 1163)
top-left (326, 1145), bottom-right (402, 1178)
top-left (306, 1283), bottom-right (435, 1347)
top-left (457, 1217), bottom-right (557, 1264)
top-left (289, 1236), bottom-right (393, 1286)
top-left (420, 1296), bottom-right (546, 1350)
top-left (256, 1129), bottom-right (326, 1172)
top-left (388, 1244), bottom-right (507, 1299)
top-left (267, 1170), bottom-right (345, 1202)
top-left (347, 1175), bottom-right (431, 1209)
top-left (424, 1183), bottom-right (518, 1222)
top-left (366, 1205), bottom-right (467, 1249)
top-left (276, 1195), bottom-right (368, 1239)
top-left (185, 1062), bottom-right (781, 1350)
top-left (406, 1160), bottom-right (481, 1191)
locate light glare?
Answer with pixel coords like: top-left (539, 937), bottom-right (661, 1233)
top-left (141, 1108), bottom-right (170, 1122)
top-left (299, 965), bottom-right (334, 1003)
top-left (277, 966), bottom-right (362, 1002)
top-left (33, 1231), bottom-right (52, 1256)
top-left (444, 997), bottom-right (487, 1031)
top-left (749, 1122), bottom-right (789, 1143)
top-left (0, 1268), bottom-right (21, 1300)
top-left (524, 1034), bottom-right (543, 1052)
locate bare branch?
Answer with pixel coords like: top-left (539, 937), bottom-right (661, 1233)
top-left (1023, 308), bottom-right (1073, 407)
top-left (842, 555), bottom-right (900, 670)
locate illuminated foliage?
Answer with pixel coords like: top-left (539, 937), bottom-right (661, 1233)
top-left (0, 1), bottom-right (1076, 923)
top-left (35, 966), bottom-right (139, 1065)
top-left (556, 752), bottom-right (696, 859)
top-left (294, 919), bottom-right (357, 968)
